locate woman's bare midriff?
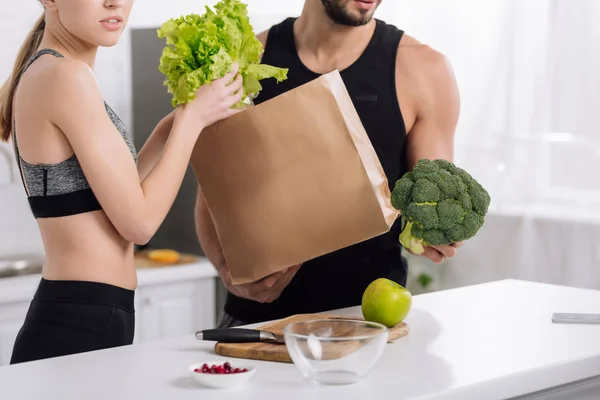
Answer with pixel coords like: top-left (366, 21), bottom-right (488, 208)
top-left (37, 210), bottom-right (138, 290)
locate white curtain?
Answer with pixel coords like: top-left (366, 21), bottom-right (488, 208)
top-left (379, 0), bottom-right (600, 210)
top-left (376, 0), bottom-right (600, 291)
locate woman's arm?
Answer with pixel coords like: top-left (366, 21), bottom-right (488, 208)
top-left (47, 59), bottom-right (242, 244)
top-left (136, 110), bottom-right (176, 182)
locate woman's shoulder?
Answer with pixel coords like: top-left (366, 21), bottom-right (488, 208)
top-left (17, 55), bottom-right (106, 126)
top-left (21, 55), bottom-right (101, 103)
top-left (15, 54), bottom-right (109, 144)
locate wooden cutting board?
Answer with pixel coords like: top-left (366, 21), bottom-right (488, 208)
top-left (214, 313), bottom-right (409, 363)
top-left (134, 250), bottom-right (199, 268)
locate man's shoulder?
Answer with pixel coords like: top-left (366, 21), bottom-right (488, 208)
top-left (396, 33), bottom-right (455, 89)
top-left (393, 32), bottom-right (460, 128)
top-left (398, 34), bottom-right (452, 74)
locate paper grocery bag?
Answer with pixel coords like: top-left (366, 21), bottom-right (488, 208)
top-left (190, 70), bottom-right (399, 285)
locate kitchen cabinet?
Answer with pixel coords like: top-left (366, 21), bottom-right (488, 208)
top-left (134, 277), bottom-right (216, 343)
top-left (0, 259), bottom-right (218, 366)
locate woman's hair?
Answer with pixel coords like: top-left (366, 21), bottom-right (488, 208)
top-left (0, 12), bottom-right (46, 142)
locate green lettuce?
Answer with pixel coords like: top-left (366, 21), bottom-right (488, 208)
top-left (157, 0), bottom-right (288, 108)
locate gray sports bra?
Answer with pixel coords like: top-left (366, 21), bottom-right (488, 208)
top-left (13, 48), bottom-right (138, 218)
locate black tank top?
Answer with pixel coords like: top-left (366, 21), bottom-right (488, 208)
top-left (224, 17), bottom-right (409, 323)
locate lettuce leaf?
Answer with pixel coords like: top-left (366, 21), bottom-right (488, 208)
top-left (157, 0), bottom-right (288, 108)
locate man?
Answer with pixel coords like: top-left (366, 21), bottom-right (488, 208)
top-left (195, 0), bottom-right (462, 328)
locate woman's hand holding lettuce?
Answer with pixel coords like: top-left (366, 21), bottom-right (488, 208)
top-left (157, 0), bottom-right (288, 108)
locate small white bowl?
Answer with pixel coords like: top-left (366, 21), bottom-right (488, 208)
top-left (188, 361), bottom-right (256, 389)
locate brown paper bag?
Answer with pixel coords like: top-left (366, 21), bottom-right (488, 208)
top-left (190, 70), bottom-right (399, 285)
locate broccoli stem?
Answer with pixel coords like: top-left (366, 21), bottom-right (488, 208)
top-left (399, 220), bottom-right (425, 254)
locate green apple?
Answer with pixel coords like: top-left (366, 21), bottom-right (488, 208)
top-left (361, 278), bottom-right (412, 328)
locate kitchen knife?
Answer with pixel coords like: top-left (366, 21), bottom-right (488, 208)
top-left (195, 328), bottom-right (285, 343)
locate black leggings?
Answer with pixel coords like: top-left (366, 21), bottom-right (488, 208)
top-left (10, 278), bottom-right (135, 365)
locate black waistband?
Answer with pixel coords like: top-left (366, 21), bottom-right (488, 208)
top-left (28, 188), bottom-right (102, 219)
top-left (34, 278), bottom-right (135, 313)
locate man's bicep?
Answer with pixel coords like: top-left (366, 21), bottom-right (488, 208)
top-left (405, 51), bottom-right (460, 169)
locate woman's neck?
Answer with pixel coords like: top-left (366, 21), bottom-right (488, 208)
top-left (38, 22), bottom-right (98, 69)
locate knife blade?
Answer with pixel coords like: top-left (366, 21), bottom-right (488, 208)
top-left (195, 328), bottom-right (285, 343)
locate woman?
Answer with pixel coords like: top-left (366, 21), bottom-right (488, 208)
top-left (0, 0), bottom-right (243, 364)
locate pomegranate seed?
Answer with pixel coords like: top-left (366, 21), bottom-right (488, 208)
top-left (193, 362), bottom-right (248, 374)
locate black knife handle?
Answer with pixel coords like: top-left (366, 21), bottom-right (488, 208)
top-left (197, 328), bottom-right (262, 343)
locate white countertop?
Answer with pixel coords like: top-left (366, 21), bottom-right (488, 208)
top-left (1, 279), bottom-right (600, 399)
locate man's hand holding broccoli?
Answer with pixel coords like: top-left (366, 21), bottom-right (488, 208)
top-left (391, 159), bottom-right (491, 263)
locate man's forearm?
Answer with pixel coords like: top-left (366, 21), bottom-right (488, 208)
top-left (405, 127), bottom-right (454, 170)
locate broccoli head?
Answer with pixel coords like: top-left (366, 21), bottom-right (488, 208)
top-left (391, 159), bottom-right (491, 254)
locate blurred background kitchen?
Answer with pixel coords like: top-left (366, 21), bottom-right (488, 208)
top-left (0, 0), bottom-right (598, 364)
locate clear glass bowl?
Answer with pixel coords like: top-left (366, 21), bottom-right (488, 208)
top-left (283, 319), bottom-right (389, 385)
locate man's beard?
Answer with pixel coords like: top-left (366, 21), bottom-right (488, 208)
top-left (321, 0), bottom-right (379, 27)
